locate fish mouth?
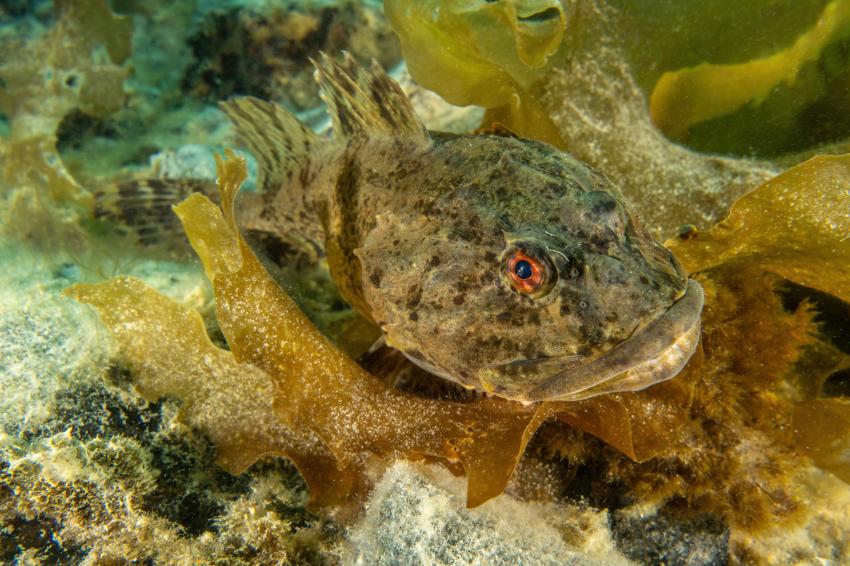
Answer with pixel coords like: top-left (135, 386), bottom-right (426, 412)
top-left (522, 279), bottom-right (704, 402)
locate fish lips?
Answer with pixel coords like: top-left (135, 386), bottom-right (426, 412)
top-left (520, 278), bottom-right (705, 403)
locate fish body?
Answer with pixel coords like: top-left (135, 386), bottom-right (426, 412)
top-left (221, 55), bottom-right (703, 402)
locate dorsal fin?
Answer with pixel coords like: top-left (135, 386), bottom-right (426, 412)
top-left (219, 97), bottom-right (319, 194)
top-left (313, 52), bottom-right (431, 144)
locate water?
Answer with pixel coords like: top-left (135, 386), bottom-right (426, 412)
top-left (1, 1), bottom-right (848, 563)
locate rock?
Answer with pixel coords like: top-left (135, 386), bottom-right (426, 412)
top-left (610, 505), bottom-right (728, 566)
top-left (347, 461), bottom-right (632, 566)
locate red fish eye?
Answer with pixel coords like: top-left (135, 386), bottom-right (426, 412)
top-left (507, 251), bottom-right (546, 293)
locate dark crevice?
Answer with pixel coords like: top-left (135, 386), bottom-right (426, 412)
top-left (55, 110), bottom-right (120, 153)
top-left (610, 499), bottom-right (729, 566)
top-left (0, 515), bottom-right (87, 565)
top-left (780, 281), bottom-right (850, 354)
top-left (822, 368), bottom-right (850, 397)
top-left (518, 7), bottom-right (562, 23)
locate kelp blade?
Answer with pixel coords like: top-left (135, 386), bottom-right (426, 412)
top-left (669, 154), bottom-right (850, 304)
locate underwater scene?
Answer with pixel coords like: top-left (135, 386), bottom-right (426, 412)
top-left (2, 0), bottom-right (850, 563)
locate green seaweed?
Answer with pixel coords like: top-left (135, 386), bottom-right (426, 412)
top-left (649, 0), bottom-right (850, 141)
top-left (384, 0), bottom-right (565, 147)
top-left (0, 0), bottom-right (131, 207)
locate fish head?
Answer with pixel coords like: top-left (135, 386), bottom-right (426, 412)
top-left (359, 135), bottom-right (702, 402)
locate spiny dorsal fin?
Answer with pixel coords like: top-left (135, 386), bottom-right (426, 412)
top-left (313, 52), bottom-right (431, 144)
top-left (219, 97), bottom-right (319, 194)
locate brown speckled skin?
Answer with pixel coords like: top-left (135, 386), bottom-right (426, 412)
top-left (293, 131), bottom-right (688, 399)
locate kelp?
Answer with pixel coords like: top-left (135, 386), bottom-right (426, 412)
top-left (794, 399), bottom-right (850, 484)
top-left (0, 0), bottom-right (131, 206)
top-left (668, 154), bottom-right (850, 490)
top-left (605, 266), bottom-right (816, 531)
top-left (69, 151), bottom-right (704, 511)
top-left (532, 251), bottom-right (824, 532)
top-left (650, 0), bottom-right (850, 140)
top-left (667, 154), bottom-right (850, 304)
top-left (384, 0), bottom-right (566, 147)
top-left (70, 150), bottom-right (850, 527)
top-left (68, 276), bottom-right (367, 510)
top-left (551, 353), bottom-right (701, 463)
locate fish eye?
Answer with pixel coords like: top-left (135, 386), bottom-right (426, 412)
top-left (503, 245), bottom-right (556, 296)
top-left (514, 259), bottom-right (534, 280)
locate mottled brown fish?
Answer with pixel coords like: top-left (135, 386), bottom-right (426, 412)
top-left (210, 54), bottom-right (704, 403)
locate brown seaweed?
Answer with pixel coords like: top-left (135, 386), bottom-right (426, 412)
top-left (794, 399), bottom-right (850, 484)
top-left (70, 152), bottom-right (556, 509)
top-left (69, 150), bottom-right (850, 528)
top-left (385, 0), bottom-right (778, 237)
top-left (668, 154), bottom-right (850, 304)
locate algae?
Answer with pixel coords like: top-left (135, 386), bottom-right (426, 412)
top-left (541, 260), bottom-right (819, 532)
top-left (794, 399), bottom-right (850, 484)
top-left (182, 1), bottom-right (402, 113)
top-left (1, 428), bottom-right (327, 563)
top-left (0, 0), bottom-right (131, 207)
top-left (660, 154), bottom-right (850, 527)
top-left (650, 0), bottom-right (850, 140)
top-left (667, 154), bottom-right (850, 305)
top-left (389, 0), bottom-right (850, 159)
top-left (70, 152), bottom-right (554, 510)
top-left (24, 3), bottom-right (847, 559)
top-left (385, 0), bottom-right (566, 146)
top-left (0, 236), bottom-right (334, 563)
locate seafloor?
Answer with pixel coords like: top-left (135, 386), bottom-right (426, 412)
top-left (1, 0), bottom-right (850, 564)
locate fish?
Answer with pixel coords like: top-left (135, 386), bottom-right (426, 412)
top-left (106, 53), bottom-right (704, 403)
top-left (217, 53), bottom-right (706, 402)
